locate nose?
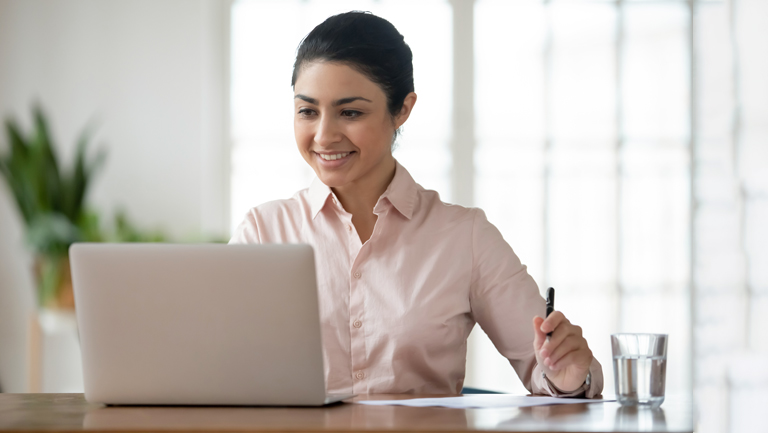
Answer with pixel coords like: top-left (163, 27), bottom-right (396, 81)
top-left (314, 114), bottom-right (342, 147)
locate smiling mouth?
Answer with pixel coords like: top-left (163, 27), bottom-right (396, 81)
top-left (317, 151), bottom-right (354, 161)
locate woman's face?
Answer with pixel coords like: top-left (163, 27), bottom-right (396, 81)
top-left (293, 61), bottom-right (409, 192)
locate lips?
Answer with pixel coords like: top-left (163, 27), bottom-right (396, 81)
top-left (314, 151), bottom-right (356, 166)
top-left (318, 152), bottom-right (350, 161)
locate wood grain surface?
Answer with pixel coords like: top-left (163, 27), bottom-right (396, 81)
top-left (0, 393), bottom-right (693, 433)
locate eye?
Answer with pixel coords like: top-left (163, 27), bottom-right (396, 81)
top-left (341, 109), bottom-right (363, 119)
top-left (297, 108), bottom-right (316, 118)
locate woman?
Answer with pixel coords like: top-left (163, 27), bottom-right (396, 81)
top-left (231, 11), bottom-right (603, 397)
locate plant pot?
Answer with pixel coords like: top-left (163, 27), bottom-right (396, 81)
top-left (34, 254), bottom-right (75, 310)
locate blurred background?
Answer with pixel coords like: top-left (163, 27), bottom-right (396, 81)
top-left (1, 0), bottom-right (766, 432)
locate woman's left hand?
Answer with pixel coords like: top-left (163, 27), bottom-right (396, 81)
top-left (532, 311), bottom-right (593, 392)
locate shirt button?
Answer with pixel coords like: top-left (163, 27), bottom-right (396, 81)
top-left (353, 271), bottom-right (361, 279)
top-left (355, 371), bottom-right (365, 380)
top-left (353, 320), bottom-right (362, 328)
top-left (347, 224), bottom-right (353, 232)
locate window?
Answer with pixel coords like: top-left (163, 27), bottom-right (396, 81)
top-left (470, 0), bottom-right (691, 398)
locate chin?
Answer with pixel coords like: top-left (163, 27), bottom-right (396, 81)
top-left (315, 170), bottom-right (349, 188)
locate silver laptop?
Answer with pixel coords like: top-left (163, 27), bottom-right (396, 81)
top-left (70, 243), bottom-right (353, 406)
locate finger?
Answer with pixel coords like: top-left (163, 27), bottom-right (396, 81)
top-left (540, 311), bottom-right (569, 335)
top-left (539, 321), bottom-right (576, 358)
top-left (532, 316), bottom-right (546, 351)
top-left (546, 336), bottom-right (585, 368)
top-left (550, 347), bottom-right (593, 372)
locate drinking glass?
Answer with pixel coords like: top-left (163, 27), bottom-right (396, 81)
top-left (611, 333), bottom-right (668, 408)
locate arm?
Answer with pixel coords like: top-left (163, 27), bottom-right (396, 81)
top-left (229, 211), bottom-right (262, 244)
top-left (533, 312), bottom-right (604, 397)
top-left (468, 209), bottom-right (603, 397)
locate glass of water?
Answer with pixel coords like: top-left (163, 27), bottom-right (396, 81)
top-left (611, 333), bottom-right (668, 408)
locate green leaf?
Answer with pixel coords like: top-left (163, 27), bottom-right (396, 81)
top-left (66, 126), bottom-right (106, 222)
top-left (36, 253), bottom-right (68, 307)
top-left (1, 105), bottom-right (110, 252)
top-left (111, 210), bottom-right (167, 243)
top-left (69, 132), bottom-right (89, 221)
top-left (26, 212), bottom-right (81, 256)
top-left (32, 105), bottom-right (62, 214)
top-left (1, 120), bottom-right (37, 223)
top-left (76, 208), bottom-right (103, 242)
top-left (5, 119), bottom-right (30, 162)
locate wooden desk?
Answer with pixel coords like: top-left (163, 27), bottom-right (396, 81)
top-left (0, 393), bottom-right (693, 433)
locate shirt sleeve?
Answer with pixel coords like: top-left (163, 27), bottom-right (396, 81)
top-left (229, 210), bottom-right (261, 244)
top-left (468, 208), bottom-right (604, 398)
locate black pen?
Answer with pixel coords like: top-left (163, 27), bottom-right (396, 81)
top-left (545, 287), bottom-right (555, 341)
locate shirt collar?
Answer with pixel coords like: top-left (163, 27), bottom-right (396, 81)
top-left (307, 160), bottom-right (418, 220)
top-left (308, 177), bottom-right (335, 220)
top-left (376, 160), bottom-right (417, 219)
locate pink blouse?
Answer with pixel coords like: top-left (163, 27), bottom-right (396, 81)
top-left (230, 161), bottom-right (603, 397)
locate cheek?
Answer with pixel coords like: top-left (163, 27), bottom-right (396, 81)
top-left (349, 119), bottom-right (393, 149)
top-left (294, 122), bottom-right (312, 148)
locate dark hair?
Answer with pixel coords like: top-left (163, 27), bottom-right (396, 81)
top-left (291, 11), bottom-right (414, 118)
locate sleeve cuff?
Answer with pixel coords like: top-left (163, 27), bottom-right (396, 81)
top-left (542, 371), bottom-right (589, 397)
top-left (534, 357), bottom-right (604, 399)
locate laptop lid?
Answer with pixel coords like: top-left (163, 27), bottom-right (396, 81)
top-left (70, 243), bottom-right (330, 406)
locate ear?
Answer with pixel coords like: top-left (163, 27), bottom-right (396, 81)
top-left (394, 92), bottom-right (418, 129)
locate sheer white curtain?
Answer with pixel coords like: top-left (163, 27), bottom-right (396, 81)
top-left (472, 1), bottom-right (768, 431)
top-left (694, 1), bottom-right (768, 432)
top-left (468, 0), bottom-right (692, 398)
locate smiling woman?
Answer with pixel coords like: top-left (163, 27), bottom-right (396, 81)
top-left (230, 11), bottom-right (603, 397)
top-left (292, 62), bottom-right (416, 243)
top-left (287, 12), bottom-right (418, 244)
top-left (292, 62), bottom-right (407, 188)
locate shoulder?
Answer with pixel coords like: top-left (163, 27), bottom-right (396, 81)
top-left (258, 190), bottom-right (310, 216)
top-left (412, 185), bottom-right (507, 253)
top-left (413, 184), bottom-right (486, 226)
top-left (247, 188), bottom-right (310, 222)
top-left (229, 189), bottom-right (312, 244)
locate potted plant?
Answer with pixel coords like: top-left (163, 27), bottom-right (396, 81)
top-left (0, 106), bottom-right (105, 309)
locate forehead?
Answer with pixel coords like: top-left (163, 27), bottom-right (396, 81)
top-left (293, 61), bottom-right (386, 102)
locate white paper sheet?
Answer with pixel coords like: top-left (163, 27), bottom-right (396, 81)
top-left (356, 394), bottom-right (614, 409)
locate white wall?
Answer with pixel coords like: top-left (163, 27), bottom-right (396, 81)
top-left (0, 0), bottom-right (228, 392)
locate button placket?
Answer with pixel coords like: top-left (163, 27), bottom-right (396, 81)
top-left (346, 209), bottom-right (376, 394)
top-left (348, 251), bottom-right (368, 393)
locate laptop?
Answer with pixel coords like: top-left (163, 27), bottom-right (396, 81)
top-left (69, 243), bottom-right (354, 406)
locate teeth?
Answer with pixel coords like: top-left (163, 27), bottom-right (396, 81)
top-left (319, 152), bottom-right (349, 161)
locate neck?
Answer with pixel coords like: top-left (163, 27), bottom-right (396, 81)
top-left (332, 156), bottom-right (396, 218)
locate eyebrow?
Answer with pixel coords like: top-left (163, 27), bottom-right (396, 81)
top-left (294, 95), bottom-right (372, 106)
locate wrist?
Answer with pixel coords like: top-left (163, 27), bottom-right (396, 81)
top-left (542, 370), bottom-right (591, 395)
